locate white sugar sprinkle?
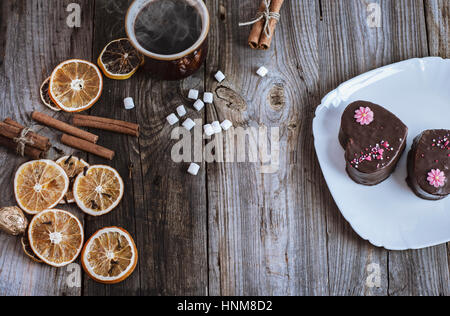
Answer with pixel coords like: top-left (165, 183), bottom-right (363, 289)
top-left (203, 92), bottom-right (214, 104)
top-left (166, 114), bottom-right (179, 126)
top-left (215, 71), bottom-right (225, 83)
top-left (124, 97), bottom-right (135, 110)
top-left (221, 120), bottom-right (233, 131)
top-left (193, 99), bottom-right (205, 112)
top-left (182, 118), bottom-right (196, 131)
top-left (176, 105), bottom-right (187, 117)
top-left (212, 121), bottom-right (222, 134)
top-left (256, 66), bottom-right (269, 77)
top-left (204, 124), bottom-right (214, 137)
top-left (188, 89), bottom-right (199, 100)
top-left (188, 163), bottom-right (201, 176)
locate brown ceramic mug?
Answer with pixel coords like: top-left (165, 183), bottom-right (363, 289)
top-left (125, 0), bottom-right (210, 81)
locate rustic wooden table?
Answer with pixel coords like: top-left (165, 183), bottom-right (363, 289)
top-left (0, 0), bottom-right (448, 296)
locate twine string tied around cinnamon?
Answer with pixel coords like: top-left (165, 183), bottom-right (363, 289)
top-left (13, 127), bottom-right (34, 157)
top-left (239, 0), bottom-right (281, 38)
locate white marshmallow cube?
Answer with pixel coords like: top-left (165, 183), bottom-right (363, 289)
top-left (203, 92), bottom-right (214, 104)
top-left (211, 121), bottom-right (222, 134)
top-left (221, 120), bottom-right (233, 131)
top-left (188, 163), bottom-right (201, 176)
top-left (176, 105), bottom-right (187, 117)
top-left (124, 97), bottom-right (135, 110)
top-left (256, 66), bottom-right (269, 77)
top-left (193, 99), bottom-right (205, 112)
top-left (204, 124), bottom-right (214, 137)
top-left (166, 114), bottom-right (179, 126)
top-left (188, 89), bottom-right (199, 100)
top-left (215, 71), bottom-right (225, 83)
top-left (182, 118), bottom-right (196, 131)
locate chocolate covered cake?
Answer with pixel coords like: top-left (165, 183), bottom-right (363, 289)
top-left (407, 130), bottom-right (450, 200)
top-left (339, 101), bottom-right (408, 186)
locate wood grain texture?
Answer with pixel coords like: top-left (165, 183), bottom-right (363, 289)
top-left (388, 247), bottom-right (450, 296)
top-left (425, 0), bottom-right (449, 57)
top-left (0, 0), bottom-right (449, 296)
top-left (83, 0), bottom-right (208, 296)
top-left (0, 0), bottom-right (94, 296)
top-left (205, 0), bottom-right (329, 296)
top-left (424, 0), bottom-right (450, 295)
top-left (319, 0), bottom-right (448, 296)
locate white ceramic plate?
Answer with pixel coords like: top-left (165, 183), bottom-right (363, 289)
top-left (313, 57), bottom-right (450, 250)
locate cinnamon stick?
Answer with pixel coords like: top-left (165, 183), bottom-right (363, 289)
top-left (258, 0), bottom-right (284, 50)
top-left (61, 134), bottom-right (115, 160)
top-left (32, 111), bottom-right (99, 144)
top-left (247, 1), bottom-right (268, 49)
top-left (1, 119), bottom-right (51, 151)
top-left (72, 115), bottom-right (140, 137)
top-left (0, 135), bottom-right (44, 160)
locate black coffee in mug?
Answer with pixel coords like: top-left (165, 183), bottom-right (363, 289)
top-left (126, 0), bottom-right (210, 80)
top-left (134, 0), bottom-right (203, 55)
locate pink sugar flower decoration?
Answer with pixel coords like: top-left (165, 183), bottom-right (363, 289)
top-left (354, 107), bottom-right (374, 125)
top-left (427, 169), bottom-right (446, 188)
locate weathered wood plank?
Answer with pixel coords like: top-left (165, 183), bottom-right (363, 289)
top-left (424, 0), bottom-right (450, 296)
top-left (389, 246), bottom-right (450, 296)
top-left (206, 0), bottom-right (329, 296)
top-left (319, 0), bottom-right (449, 296)
top-left (0, 0), bottom-right (448, 296)
top-left (385, 0), bottom-right (450, 296)
top-left (0, 0), bottom-right (94, 296)
top-left (425, 0), bottom-right (449, 57)
top-left (83, 0), bottom-right (208, 296)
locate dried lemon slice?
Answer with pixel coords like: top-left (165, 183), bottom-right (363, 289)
top-left (40, 77), bottom-right (60, 112)
top-left (56, 156), bottom-right (89, 204)
top-left (49, 59), bottom-right (103, 112)
top-left (28, 209), bottom-right (84, 267)
top-left (82, 227), bottom-right (137, 284)
top-left (73, 165), bottom-right (124, 216)
top-left (98, 38), bottom-right (144, 80)
top-left (14, 160), bottom-right (69, 215)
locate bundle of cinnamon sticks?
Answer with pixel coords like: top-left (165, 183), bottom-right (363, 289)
top-left (31, 111), bottom-right (140, 161)
top-left (0, 118), bottom-right (51, 159)
top-left (246, 0), bottom-right (284, 50)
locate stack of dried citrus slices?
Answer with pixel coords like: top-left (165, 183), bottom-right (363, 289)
top-left (39, 39), bottom-right (143, 112)
top-left (48, 59), bottom-right (104, 113)
top-left (98, 38), bottom-right (144, 80)
top-left (15, 38), bottom-right (144, 284)
top-left (12, 158), bottom-right (136, 284)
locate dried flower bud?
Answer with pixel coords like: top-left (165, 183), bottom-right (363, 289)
top-left (0, 206), bottom-right (28, 236)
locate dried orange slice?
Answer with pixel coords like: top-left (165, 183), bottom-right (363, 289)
top-left (73, 165), bottom-right (124, 216)
top-left (14, 160), bottom-right (69, 215)
top-left (49, 59), bottom-right (103, 112)
top-left (40, 77), bottom-right (60, 112)
top-left (56, 156), bottom-right (89, 204)
top-left (82, 227), bottom-right (137, 284)
top-left (28, 209), bottom-right (84, 267)
top-left (98, 38), bottom-right (144, 80)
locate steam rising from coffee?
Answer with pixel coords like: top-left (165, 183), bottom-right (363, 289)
top-left (134, 0), bottom-right (203, 55)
